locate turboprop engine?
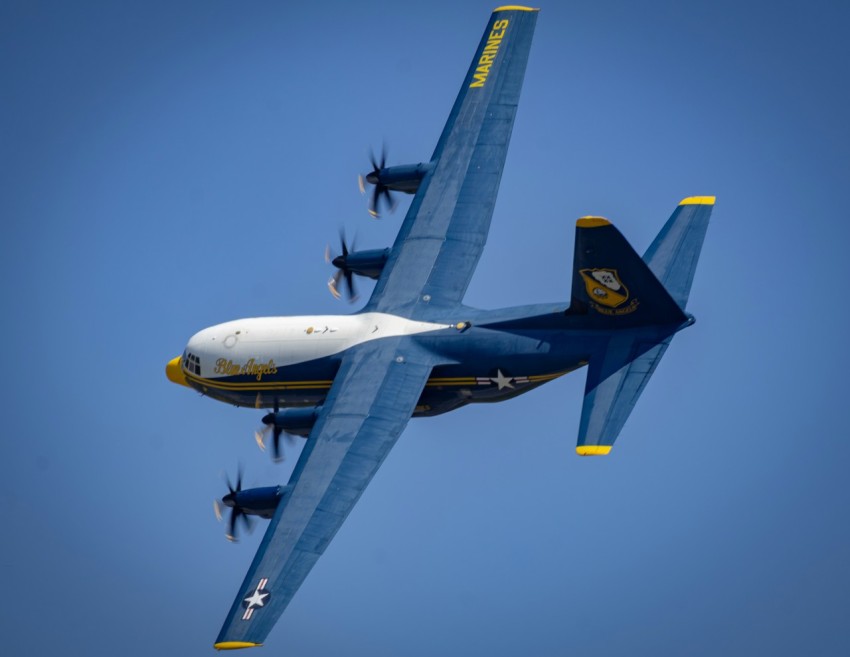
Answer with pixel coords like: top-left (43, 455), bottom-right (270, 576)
top-left (358, 146), bottom-right (433, 217)
top-left (325, 231), bottom-right (390, 301)
top-left (255, 406), bottom-right (319, 462)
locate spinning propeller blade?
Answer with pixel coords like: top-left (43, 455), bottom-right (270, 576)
top-left (215, 465), bottom-right (255, 542)
top-left (359, 145), bottom-right (397, 218)
top-left (325, 230), bottom-right (359, 303)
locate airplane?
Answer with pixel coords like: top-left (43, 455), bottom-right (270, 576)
top-left (165, 5), bottom-right (714, 650)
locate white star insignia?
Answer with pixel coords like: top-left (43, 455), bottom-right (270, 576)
top-left (244, 589), bottom-right (269, 609)
top-left (490, 369), bottom-right (514, 390)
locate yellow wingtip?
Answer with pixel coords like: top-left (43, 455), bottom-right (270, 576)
top-left (494, 5), bottom-right (540, 12)
top-left (166, 356), bottom-right (189, 387)
top-left (679, 196), bottom-right (715, 206)
top-left (576, 445), bottom-right (612, 456)
top-left (576, 216), bottom-right (611, 228)
top-left (214, 642), bottom-right (263, 651)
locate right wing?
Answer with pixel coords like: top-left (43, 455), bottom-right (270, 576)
top-left (365, 6), bottom-right (539, 318)
top-left (214, 338), bottom-right (443, 649)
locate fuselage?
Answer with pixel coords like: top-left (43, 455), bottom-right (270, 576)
top-left (167, 305), bottom-right (599, 417)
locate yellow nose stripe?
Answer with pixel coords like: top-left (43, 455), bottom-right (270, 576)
top-left (166, 356), bottom-right (189, 387)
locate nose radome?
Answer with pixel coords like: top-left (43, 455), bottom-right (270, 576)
top-left (166, 356), bottom-right (189, 387)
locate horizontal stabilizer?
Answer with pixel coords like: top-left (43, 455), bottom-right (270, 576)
top-left (643, 197), bottom-right (714, 310)
top-left (577, 333), bottom-right (673, 455)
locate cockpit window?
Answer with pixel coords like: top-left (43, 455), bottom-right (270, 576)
top-left (183, 352), bottom-right (201, 376)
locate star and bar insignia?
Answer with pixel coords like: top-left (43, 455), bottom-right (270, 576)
top-left (242, 578), bottom-right (271, 621)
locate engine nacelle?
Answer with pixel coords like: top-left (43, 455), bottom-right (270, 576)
top-left (226, 485), bottom-right (291, 519)
top-left (370, 162), bottom-right (432, 194)
top-left (262, 406), bottom-right (319, 437)
top-left (331, 248), bottom-right (389, 281)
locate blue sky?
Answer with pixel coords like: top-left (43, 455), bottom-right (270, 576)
top-left (2, 0), bottom-right (849, 654)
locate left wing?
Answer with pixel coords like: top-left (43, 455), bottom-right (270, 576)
top-left (365, 6), bottom-right (538, 318)
top-left (214, 339), bottom-right (442, 649)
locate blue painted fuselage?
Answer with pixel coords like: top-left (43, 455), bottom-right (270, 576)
top-left (183, 303), bottom-right (679, 417)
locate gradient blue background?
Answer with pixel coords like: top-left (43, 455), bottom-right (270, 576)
top-left (2, 1), bottom-right (849, 654)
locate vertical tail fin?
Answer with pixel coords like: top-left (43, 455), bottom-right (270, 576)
top-left (568, 217), bottom-right (688, 328)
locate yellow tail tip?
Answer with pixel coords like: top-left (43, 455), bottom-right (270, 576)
top-left (214, 642), bottom-right (263, 651)
top-left (576, 216), bottom-right (611, 228)
top-left (494, 5), bottom-right (540, 11)
top-left (576, 445), bottom-right (612, 456)
top-left (166, 356), bottom-right (189, 387)
top-left (679, 196), bottom-right (715, 206)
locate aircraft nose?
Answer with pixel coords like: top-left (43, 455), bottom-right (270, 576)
top-left (166, 356), bottom-right (189, 387)
top-left (222, 493), bottom-right (236, 508)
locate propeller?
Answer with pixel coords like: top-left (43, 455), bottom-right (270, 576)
top-left (358, 145), bottom-right (397, 218)
top-left (255, 413), bottom-right (298, 463)
top-left (324, 230), bottom-right (359, 302)
top-left (214, 465), bottom-right (255, 542)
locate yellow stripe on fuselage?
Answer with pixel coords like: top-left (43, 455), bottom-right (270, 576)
top-left (184, 368), bottom-right (576, 394)
top-left (527, 372), bottom-right (570, 382)
top-left (183, 371), bottom-right (332, 391)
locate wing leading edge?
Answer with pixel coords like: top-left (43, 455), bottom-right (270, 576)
top-left (365, 6), bottom-right (538, 318)
top-left (214, 339), bottom-right (444, 649)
